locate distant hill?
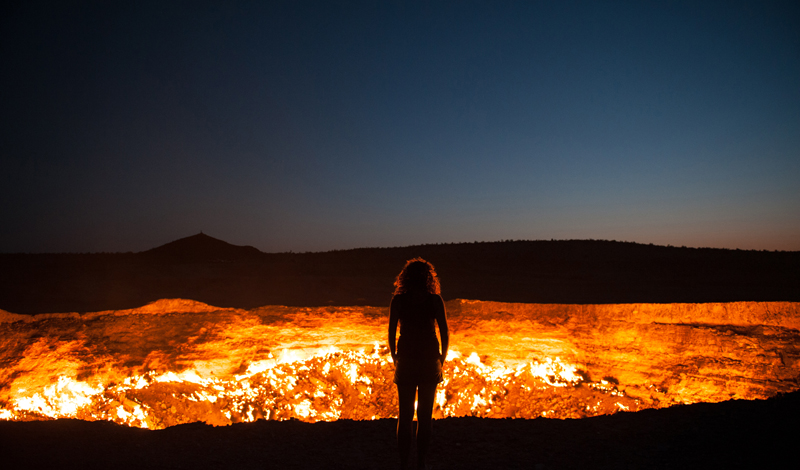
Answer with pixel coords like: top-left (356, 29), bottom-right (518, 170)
top-left (1, 235), bottom-right (798, 314)
top-left (142, 233), bottom-right (263, 263)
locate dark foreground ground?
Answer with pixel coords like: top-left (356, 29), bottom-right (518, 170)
top-left (1, 391), bottom-right (797, 470)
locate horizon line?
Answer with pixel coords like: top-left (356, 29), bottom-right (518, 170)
top-left (1, 234), bottom-right (796, 256)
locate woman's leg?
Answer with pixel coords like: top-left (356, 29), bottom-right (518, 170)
top-left (397, 383), bottom-right (417, 469)
top-left (415, 382), bottom-right (437, 469)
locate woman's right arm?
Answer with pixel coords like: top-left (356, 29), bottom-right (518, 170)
top-left (388, 296), bottom-right (399, 363)
top-left (434, 294), bottom-right (449, 364)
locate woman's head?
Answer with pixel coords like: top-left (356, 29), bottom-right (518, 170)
top-left (393, 257), bottom-right (441, 295)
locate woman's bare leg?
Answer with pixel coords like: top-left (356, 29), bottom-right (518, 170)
top-left (397, 383), bottom-right (417, 469)
top-left (416, 382), bottom-right (437, 469)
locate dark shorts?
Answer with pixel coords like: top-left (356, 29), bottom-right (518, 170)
top-left (393, 354), bottom-right (443, 386)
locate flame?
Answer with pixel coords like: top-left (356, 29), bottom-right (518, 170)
top-left (1, 346), bottom-right (619, 428)
top-left (1, 299), bottom-right (797, 429)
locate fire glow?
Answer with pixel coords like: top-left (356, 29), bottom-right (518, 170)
top-left (1, 299), bottom-right (798, 429)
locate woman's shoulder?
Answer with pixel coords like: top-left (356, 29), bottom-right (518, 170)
top-left (425, 292), bottom-right (443, 303)
top-left (391, 293), bottom-right (409, 307)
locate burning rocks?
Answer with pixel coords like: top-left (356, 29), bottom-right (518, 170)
top-left (1, 299), bottom-right (798, 428)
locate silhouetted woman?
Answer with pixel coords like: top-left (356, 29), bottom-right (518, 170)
top-left (388, 258), bottom-right (449, 470)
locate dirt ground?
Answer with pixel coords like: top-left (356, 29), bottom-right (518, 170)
top-left (1, 390), bottom-right (797, 470)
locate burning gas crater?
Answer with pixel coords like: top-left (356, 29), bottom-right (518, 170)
top-left (1, 299), bottom-right (798, 429)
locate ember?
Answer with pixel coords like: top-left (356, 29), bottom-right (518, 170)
top-left (1, 299), bottom-right (798, 429)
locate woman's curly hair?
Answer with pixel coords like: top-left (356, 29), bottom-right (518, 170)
top-left (393, 257), bottom-right (441, 295)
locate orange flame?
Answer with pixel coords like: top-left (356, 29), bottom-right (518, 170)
top-left (1, 299), bottom-right (797, 429)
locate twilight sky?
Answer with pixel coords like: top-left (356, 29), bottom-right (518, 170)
top-left (2, 1), bottom-right (799, 253)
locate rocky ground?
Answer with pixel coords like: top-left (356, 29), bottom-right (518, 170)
top-left (2, 390), bottom-right (797, 470)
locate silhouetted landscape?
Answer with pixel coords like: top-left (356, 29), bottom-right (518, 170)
top-left (3, 233), bottom-right (799, 469)
top-left (1, 233), bottom-right (798, 314)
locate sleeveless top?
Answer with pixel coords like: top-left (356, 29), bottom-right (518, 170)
top-left (395, 293), bottom-right (440, 360)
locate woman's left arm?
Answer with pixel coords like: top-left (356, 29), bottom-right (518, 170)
top-left (434, 295), bottom-right (449, 364)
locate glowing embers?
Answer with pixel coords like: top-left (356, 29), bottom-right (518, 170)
top-left (1, 345), bottom-right (637, 429)
top-left (3, 300), bottom-right (797, 429)
top-left (437, 352), bottom-right (637, 419)
top-left (10, 376), bottom-right (102, 419)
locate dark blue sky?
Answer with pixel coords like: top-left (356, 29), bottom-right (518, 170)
top-left (2, 1), bottom-right (799, 253)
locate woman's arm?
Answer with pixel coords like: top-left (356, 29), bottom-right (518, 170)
top-left (434, 294), bottom-right (449, 363)
top-left (388, 296), bottom-right (399, 363)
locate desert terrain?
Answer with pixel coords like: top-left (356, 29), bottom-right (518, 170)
top-left (1, 234), bottom-right (798, 468)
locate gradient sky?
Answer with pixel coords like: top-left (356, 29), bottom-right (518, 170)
top-left (2, 1), bottom-right (799, 253)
